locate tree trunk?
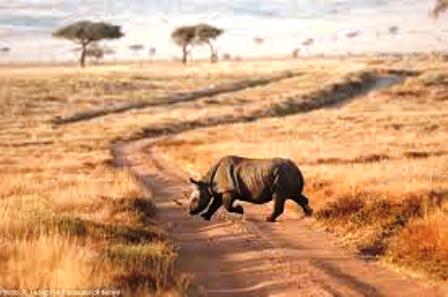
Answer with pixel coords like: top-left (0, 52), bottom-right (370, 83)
top-left (207, 41), bottom-right (217, 63)
top-left (80, 44), bottom-right (87, 68)
top-left (182, 44), bottom-right (188, 65)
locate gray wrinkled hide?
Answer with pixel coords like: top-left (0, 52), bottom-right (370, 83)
top-left (207, 156), bottom-right (302, 203)
top-left (191, 155), bottom-right (313, 222)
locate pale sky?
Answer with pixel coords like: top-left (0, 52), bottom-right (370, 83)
top-left (0, 0), bottom-right (446, 61)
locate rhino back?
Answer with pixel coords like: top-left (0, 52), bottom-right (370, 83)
top-left (234, 159), bottom-right (278, 202)
top-left (208, 156), bottom-right (303, 202)
top-left (208, 155), bottom-right (272, 195)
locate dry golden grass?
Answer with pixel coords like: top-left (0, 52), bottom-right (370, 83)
top-left (2, 59), bottom-right (348, 295)
top-left (2, 56), bottom-right (447, 293)
top-left (388, 212), bottom-right (448, 278)
top-left (0, 61), bottom-right (245, 295)
top-left (0, 235), bottom-right (98, 288)
top-left (0, 163), bottom-right (179, 293)
top-left (154, 57), bottom-right (448, 281)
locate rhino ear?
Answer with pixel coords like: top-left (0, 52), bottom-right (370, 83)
top-left (189, 178), bottom-right (200, 185)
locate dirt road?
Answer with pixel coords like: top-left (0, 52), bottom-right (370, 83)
top-left (113, 138), bottom-right (445, 297)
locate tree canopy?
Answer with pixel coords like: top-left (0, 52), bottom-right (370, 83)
top-left (171, 25), bottom-right (197, 47)
top-left (129, 44), bottom-right (144, 51)
top-left (53, 21), bottom-right (124, 45)
top-left (53, 21), bottom-right (123, 67)
top-left (171, 24), bottom-right (223, 64)
top-left (194, 24), bottom-right (223, 44)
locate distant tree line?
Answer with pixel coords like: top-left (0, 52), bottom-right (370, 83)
top-left (52, 1), bottom-right (445, 68)
top-left (53, 21), bottom-right (223, 67)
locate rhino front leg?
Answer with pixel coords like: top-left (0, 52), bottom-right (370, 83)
top-left (201, 196), bottom-right (223, 221)
top-left (222, 193), bottom-right (244, 215)
top-left (266, 194), bottom-right (285, 222)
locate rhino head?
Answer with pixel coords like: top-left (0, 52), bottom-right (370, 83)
top-left (188, 178), bottom-right (213, 216)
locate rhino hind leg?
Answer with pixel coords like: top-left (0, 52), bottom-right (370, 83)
top-left (201, 196), bottom-right (223, 221)
top-left (222, 193), bottom-right (244, 215)
top-left (266, 194), bottom-right (286, 222)
top-left (292, 194), bottom-right (313, 216)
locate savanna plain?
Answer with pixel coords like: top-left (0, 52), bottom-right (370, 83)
top-left (0, 56), bottom-right (447, 296)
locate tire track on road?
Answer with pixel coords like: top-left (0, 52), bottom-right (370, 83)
top-left (113, 138), bottom-right (445, 297)
top-left (109, 68), bottom-right (444, 296)
top-left (52, 71), bottom-right (301, 125)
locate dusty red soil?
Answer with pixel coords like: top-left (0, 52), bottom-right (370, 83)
top-left (114, 138), bottom-right (446, 297)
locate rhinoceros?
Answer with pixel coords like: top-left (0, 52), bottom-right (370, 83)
top-left (188, 155), bottom-right (313, 222)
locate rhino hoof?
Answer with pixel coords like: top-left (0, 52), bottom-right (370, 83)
top-left (304, 207), bottom-right (314, 217)
top-left (201, 213), bottom-right (211, 221)
top-left (265, 216), bottom-right (276, 222)
top-left (234, 205), bottom-right (244, 214)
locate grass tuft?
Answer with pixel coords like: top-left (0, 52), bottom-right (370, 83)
top-left (106, 242), bottom-right (178, 292)
top-left (387, 214), bottom-right (448, 280)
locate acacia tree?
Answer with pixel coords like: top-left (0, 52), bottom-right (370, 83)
top-left (194, 24), bottom-right (223, 63)
top-left (129, 44), bottom-right (144, 57)
top-left (148, 47), bottom-right (157, 62)
top-left (53, 21), bottom-right (123, 67)
top-left (171, 25), bottom-right (196, 64)
top-left (171, 24), bottom-right (223, 64)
